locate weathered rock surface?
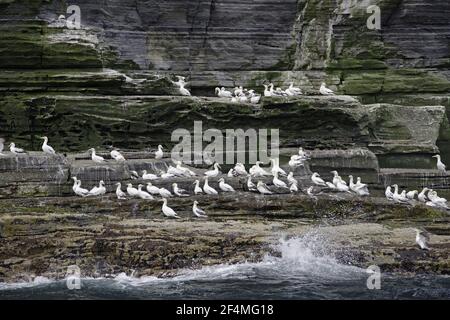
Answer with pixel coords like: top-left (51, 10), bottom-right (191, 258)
top-left (0, 194), bottom-right (449, 282)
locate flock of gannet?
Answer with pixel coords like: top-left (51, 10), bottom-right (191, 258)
top-left (385, 185), bottom-right (449, 209)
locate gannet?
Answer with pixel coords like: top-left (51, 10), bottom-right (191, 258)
top-left (233, 163), bottom-right (248, 176)
top-left (247, 176), bottom-right (257, 192)
top-left (161, 198), bottom-right (180, 219)
top-left (215, 87), bottom-right (232, 98)
top-left (418, 188), bottom-right (429, 203)
top-left (290, 182), bottom-right (298, 193)
top-left (193, 180), bottom-right (204, 195)
top-left (146, 182), bottom-right (161, 196)
top-left (392, 185), bottom-right (408, 204)
top-left (234, 86), bottom-right (244, 96)
top-left (227, 169), bottom-right (234, 178)
top-left (40, 136), bottom-right (56, 155)
top-left (406, 190), bottom-right (418, 200)
top-left (71, 177), bottom-right (89, 197)
top-left (335, 178), bottom-right (350, 193)
top-left (218, 178), bottom-right (235, 192)
top-left (89, 148), bottom-right (105, 163)
top-left (160, 170), bottom-right (175, 179)
top-left (115, 182), bottom-right (127, 200)
top-left (325, 184), bottom-right (337, 193)
top-left (88, 180), bottom-right (106, 196)
top-left (270, 158), bottom-right (287, 176)
top-left (178, 82), bottom-right (191, 96)
top-left (298, 147), bottom-right (309, 159)
top-left (288, 82), bottom-right (302, 95)
top-left (311, 173), bottom-right (326, 186)
top-left (173, 75), bottom-right (186, 87)
top-left (385, 186), bottom-right (394, 201)
top-left (257, 181), bottom-right (272, 195)
top-left (331, 171), bottom-right (347, 186)
top-left (0, 138), bottom-right (5, 156)
top-left (273, 172), bottom-right (288, 189)
top-left (137, 184), bottom-right (154, 200)
top-left (203, 177), bottom-right (218, 195)
top-left (127, 184), bottom-right (139, 198)
top-left (249, 93), bottom-right (261, 104)
top-left (9, 143), bottom-right (26, 155)
top-left (111, 150), bottom-right (126, 162)
top-left (155, 145), bottom-right (164, 160)
top-left (130, 170), bottom-right (140, 180)
top-left (204, 163), bottom-right (221, 177)
top-left (175, 161), bottom-right (196, 177)
top-left (432, 155), bottom-right (446, 173)
top-left (263, 85), bottom-right (272, 97)
top-left (249, 161), bottom-right (270, 177)
top-left (349, 176), bottom-right (369, 196)
top-left (142, 170), bottom-right (158, 180)
top-left (274, 86), bottom-right (287, 97)
top-left (192, 201), bottom-right (208, 218)
top-left (287, 172), bottom-right (298, 186)
top-left (414, 228), bottom-right (430, 250)
top-left (159, 187), bottom-right (173, 198)
top-left (427, 190), bottom-right (449, 209)
top-left (288, 155), bottom-right (304, 168)
top-left (320, 83), bottom-right (335, 95)
top-left (231, 96), bottom-right (238, 103)
top-left (173, 183), bottom-right (189, 197)
top-left (167, 165), bottom-right (185, 177)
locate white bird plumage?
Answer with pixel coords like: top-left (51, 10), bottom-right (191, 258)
top-left (89, 148), bottom-right (105, 163)
top-left (161, 198), bottom-right (180, 219)
top-left (193, 201), bottom-right (208, 218)
top-left (40, 136), bottom-right (56, 155)
top-left (218, 178), bottom-right (235, 192)
top-left (111, 150), bottom-right (126, 162)
top-left (203, 177), bottom-right (218, 195)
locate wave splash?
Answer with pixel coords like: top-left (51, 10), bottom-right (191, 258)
top-left (0, 231), bottom-right (364, 290)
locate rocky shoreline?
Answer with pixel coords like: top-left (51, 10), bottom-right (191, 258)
top-left (0, 192), bottom-right (449, 283)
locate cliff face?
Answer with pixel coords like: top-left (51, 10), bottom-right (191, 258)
top-left (0, 0), bottom-right (449, 157)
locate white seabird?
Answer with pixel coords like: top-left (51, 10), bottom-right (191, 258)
top-left (392, 185), bottom-right (409, 204)
top-left (215, 87), bottom-right (233, 98)
top-left (88, 180), bottom-right (106, 197)
top-left (178, 82), bottom-right (191, 96)
top-left (146, 182), bottom-right (161, 196)
top-left (288, 155), bottom-right (304, 168)
top-left (9, 142), bottom-right (26, 155)
top-left (173, 183), bottom-right (189, 197)
top-left (203, 177), bottom-right (218, 195)
top-left (270, 158), bottom-right (287, 177)
top-left (414, 228), bottom-right (430, 250)
top-left (192, 201), bottom-right (208, 218)
top-left (287, 172), bottom-right (298, 186)
top-left (287, 82), bottom-right (302, 95)
top-left (160, 171), bottom-right (175, 179)
top-left (319, 82), bottom-right (335, 95)
top-left (233, 163), bottom-right (248, 176)
top-left (263, 85), bottom-right (272, 97)
top-left (193, 180), bottom-right (204, 195)
top-left (273, 172), bottom-right (288, 189)
top-left (71, 177), bottom-right (89, 197)
top-left (40, 136), bottom-right (56, 155)
top-left (234, 86), bottom-right (244, 96)
top-left (218, 178), bottom-right (235, 192)
top-left (335, 178), bottom-right (350, 193)
top-left (142, 170), bottom-right (158, 180)
top-left (306, 186), bottom-right (318, 200)
top-left (89, 148), bottom-right (105, 163)
top-left (137, 184), bottom-right (154, 200)
top-left (111, 150), bottom-right (126, 162)
top-left (331, 171), bottom-right (347, 186)
top-left (247, 176), bottom-right (257, 192)
top-left (115, 182), bottom-right (127, 200)
top-left (227, 169), bottom-right (234, 178)
top-left (311, 172), bottom-right (326, 187)
top-left (204, 163), bottom-right (221, 178)
top-left (290, 182), bottom-right (298, 193)
top-left (161, 198), bottom-right (180, 219)
top-left (249, 161), bottom-right (270, 177)
top-left (427, 190), bottom-right (449, 209)
top-left (257, 181), bottom-right (273, 195)
top-left (406, 190), bottom-right (418, 200)
top-left (175, 161), bottom-right (196, 177)
top-left (385, 186), bottom-right (394, 201)
top-left (432, 155), bottom-right (446, 173)
top-left (418, 188), bottom-right (429, 203)
top-left (127, 184), bottom-right (139, 198)
top-left (326, 182), bottom-right (336, 190)
top-left (349, 175), bottom-right (369, 196)
top-left (159, 187), bottom-right (173, 198)
top-left (130, 170), bottom-right (140, 180)
top-left (155, 145), bottom-right (164, 160)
